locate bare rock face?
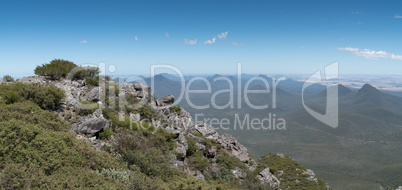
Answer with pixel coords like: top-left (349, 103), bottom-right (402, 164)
top-left (72, 109), bottom-right (109, 137)
top-left (87, 87), bottom-right (102, 102)
top-left (194, 124), bottom-right (219, 140)
top-left (217, 134), bottom-right (249, 162)
top-left (162, 107), bottom-right (194, 133)
top-left (258, 168), bottom-right (280, 188)
top-left (157, 95), bottom-right (175, 106)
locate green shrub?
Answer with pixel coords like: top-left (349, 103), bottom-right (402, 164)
top-left (186, 136), bottom-right (198, 156)
top-left (34, 59), bottom-right (78, 80)
top-left (138, 104), bottom-right (156, 121)
top-left (84, 66), bottom-right (100, 78)
top-left (188, 151), bottom-right (209, 171)
top-left (34, 59), bottom-right (100, 81)
top-left (170, 105), bottom-right (182, 113)
top-left (2, 90), bottom-right (20, 104)
top-left (86, 77), bottom-right (99, 86)
top-left (2, 75), bottom-right (14, 82)
top-left (99, 128), bottom-right (114, 140)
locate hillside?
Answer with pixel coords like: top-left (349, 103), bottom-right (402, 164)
top-left (0, 63), bottom-right (331, 189)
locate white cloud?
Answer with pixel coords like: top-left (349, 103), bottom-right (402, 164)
top-left (232, 42), bottom-right (243, 46)
top-left (394, 15), bottom-right (402, 18)
top-left (134, 36), bottom-right (139, 41)
top-left (183, 39), bottom-right (197, 45)
top-left (338, 47), bottom-right (359, 52)
top-left (217, 31), bottom-right (228, 40)
top-left (338, 47), bottom-right (402, 60)
top-left (79, 40), bottom-right (87, 44)
top-left (204, 38), bottom-right (216, 45)
top-left (165, 32), bottom-right (169, 37)
top-left (351, 11), bottom-right (361, 15)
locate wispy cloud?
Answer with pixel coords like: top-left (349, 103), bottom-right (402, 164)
top-left (394, 15), bottom-right (402, 18)
top-left (204, 37), bottom-right (216, 45)
top-left (165, 32), bottom-right (169, 37)
top-left (79, 40), bottom-right (87, 44)
top-left (183, 39), bottom-right (197, 45)
top-left (134, 36), bottom-right (139, 41)
top-left (217, 32), bottom-right (228, 40)
top-left (232, 42), bottom-right (243, 46)
top-left (351, 11), bottom-right (362, 15)
top-left (204, 31), bottom-right (229, 45)
top-left (338, 47), bottom-right (402, 60)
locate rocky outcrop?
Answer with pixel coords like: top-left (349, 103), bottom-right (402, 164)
top-left (217, 134), bottom-right (249, 162)
top-left (258, 168), bottom-right (280, 188)
top-left (194, 124), bottom-right (219, 140)
top-left (175, 133), bottom-right (188, 160)
top-left (157, 95), bottom-right (175, 106)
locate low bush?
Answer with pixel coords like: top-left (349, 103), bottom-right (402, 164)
top-left (99, 128), bottom-right (114, 140)
top-left (170, 105), bottom-right (182, 113)
top-left (188, 151), bottom-right (209, 171)
top-left (86, 76), bottom-right (99, 86)
top-left (77, 101), bottom-right (99, 116)
top-left (186, 136), bottom-right (198, 156)
top-left (138, 104), bottom-right (156, 121)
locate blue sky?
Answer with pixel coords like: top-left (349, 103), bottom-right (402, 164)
top-left (1, 0), bottom-right (402, 77)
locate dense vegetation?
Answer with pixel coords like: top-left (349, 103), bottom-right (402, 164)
top-left (0, 82), bottom-right (65, 110)
top-left (0, 82), bottom-right (219, 189)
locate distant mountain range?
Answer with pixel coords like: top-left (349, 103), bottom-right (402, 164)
top-left (128, 73), bottom-right (402, 189)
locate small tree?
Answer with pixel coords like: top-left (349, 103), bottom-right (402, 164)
top-left (2, 75), bottom-right (14, 82)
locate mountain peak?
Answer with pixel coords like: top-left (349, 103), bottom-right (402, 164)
top-left (359, 84), bottom-right (380, 94)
